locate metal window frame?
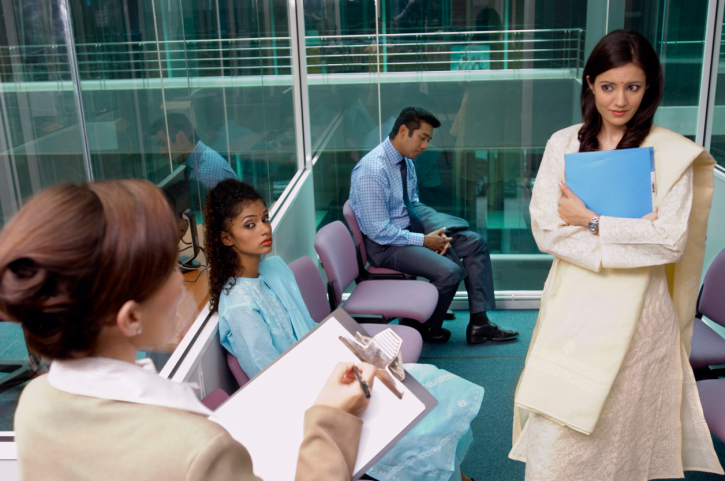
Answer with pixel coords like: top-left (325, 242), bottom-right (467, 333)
top-left (698, 0), bottom-right (725, 148)
top-left (288, 0), bottom-right (312, 171)
top-left (59, 0), bottom-right (93, 182)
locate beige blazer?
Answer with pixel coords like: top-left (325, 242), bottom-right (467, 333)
top-left (15, 376), bottom-right (362, 481)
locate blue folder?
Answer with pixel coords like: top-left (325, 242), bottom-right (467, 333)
top-left (564, 147), bottom-right (655, 219)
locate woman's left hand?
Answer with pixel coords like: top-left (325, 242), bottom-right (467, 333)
top-left (558, 182), bottom-right (595, 227)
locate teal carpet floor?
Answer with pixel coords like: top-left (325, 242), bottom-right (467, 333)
top-left (403, 310), bottom-right (725, 481)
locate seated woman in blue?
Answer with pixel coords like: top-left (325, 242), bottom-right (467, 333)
top-left (204, 179), bottom-right (483, 481)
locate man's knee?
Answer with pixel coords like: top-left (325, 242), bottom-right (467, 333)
top-left (465, 231), bottom-right (489, 256)
top-left (432, 261), bottom-right (464, 287)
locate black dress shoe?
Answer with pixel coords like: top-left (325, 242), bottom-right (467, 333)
top-left (466, 323), bottom-right (519, 344)
top-left (444, 310), bottom-right (456, 321)
top-left (423, 327), bottom-right (451, 343)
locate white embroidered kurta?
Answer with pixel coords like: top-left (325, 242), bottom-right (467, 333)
top-left (509, 124), bottom-right (723, 480)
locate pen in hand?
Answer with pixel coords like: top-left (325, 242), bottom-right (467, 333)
top-left (352, 365), bottom-right (371, 399)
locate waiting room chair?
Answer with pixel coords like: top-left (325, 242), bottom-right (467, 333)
top-left (343, 200), bottom-right (410, 281)
top-left (314, 220), bottom-right (438, 326)
top-left (689, 248), bottom-right (725, 373)
top-left (288, 256), bottom-right (423, 364)
top-left (691, 248), bottom-right (725, 443)
top-left (343, 200), bottom-right (456, 321)
top-left (201, 388), bottom-right (230, 411)
top-left (697, 379), bottom-right (725, 442)
top-left (227, 351), bottom-right (251, 388)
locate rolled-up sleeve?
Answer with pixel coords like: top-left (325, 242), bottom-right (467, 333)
top-left (351, 171), bottom-right (424, 246)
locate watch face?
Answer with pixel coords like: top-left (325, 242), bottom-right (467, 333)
top-left (589, 222), bottom-right (597, 233)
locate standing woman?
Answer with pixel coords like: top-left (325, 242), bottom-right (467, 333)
top-left (509, 30), bottom-right (724, 480)
top-left (1, 179), bottom-right (375, 481)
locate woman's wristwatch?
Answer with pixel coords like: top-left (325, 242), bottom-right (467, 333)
top-left (588, 213), bottom-right (601, 235)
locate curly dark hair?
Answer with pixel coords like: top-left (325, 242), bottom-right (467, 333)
top-left (204, 179), bottom-right (265, 313)
top-left (578, 30), bottom-right (663, 152)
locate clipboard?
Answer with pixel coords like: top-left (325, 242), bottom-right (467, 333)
top-left (209, 308), bottom-right (438, 480)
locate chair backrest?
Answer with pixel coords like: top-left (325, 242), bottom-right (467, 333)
top-left (226, 352), bottom-right (250, 387)
top-left (288, 256), bottom-right (331, 323)
top-left (700, 248), bottom-right (725, 328)
top-left (343, 200), bottom-right (368, 266)
top-left (314, 221), bottom-right (360, 308)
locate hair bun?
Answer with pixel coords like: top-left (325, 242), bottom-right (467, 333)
top-left (0, 258), bottom-right (53, 323)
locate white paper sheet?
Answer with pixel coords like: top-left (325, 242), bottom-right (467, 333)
top-left (209, 317), bottom-right (426, 480)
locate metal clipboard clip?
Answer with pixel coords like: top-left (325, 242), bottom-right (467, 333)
top-left (339, 328), bottom-right (405, 399)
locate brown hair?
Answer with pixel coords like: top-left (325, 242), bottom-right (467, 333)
top-left (0, 180), bottom-right (178, 359)
top-left (578, 30), bottom-right (663, 152)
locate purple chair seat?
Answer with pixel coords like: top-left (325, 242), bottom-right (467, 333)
top-left (690, 318), bottom-right (725, 369)
top-left (690, 248), bottom-right (725, 369)
top-left (367, 265), bottom-right (406, 276)
top-left (344, 279), bottom-right (437, 323)
top-left (201, 388), bottom-right (230, 411)
top-left (697, 379), bottom-right (725, 442)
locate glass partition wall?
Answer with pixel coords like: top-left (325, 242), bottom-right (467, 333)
top-left (0, 0), bottom-right (303, 431)
top-left (307, 0), bottom-right (718, 290)
top-left (0, 0), bottom-right (300, 226)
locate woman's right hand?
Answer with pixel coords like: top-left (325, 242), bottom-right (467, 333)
top-left (314, 362), bottom-right (376, 416)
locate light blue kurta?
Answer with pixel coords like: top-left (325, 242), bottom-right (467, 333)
top-left (219, 256), bottom-right (484, 481)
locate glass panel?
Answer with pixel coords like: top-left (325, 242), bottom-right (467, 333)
top-left (626, 0), bottom-right (709, 143)
top-left (308, 0), bottom-right (588, 290)
top-left (709, 14), bottom-right (725, 168)
top-left (0, 0), bottom-right (88, 206)
top-left (0, 0), bottom-right (88, 430)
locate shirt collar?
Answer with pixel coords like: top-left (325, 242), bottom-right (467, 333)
top-left (47, 357), bottom-right (212, 417)
top-left (382, 138), bottom-right (406, 165)
top-left (186, 141), bottom-right (206, 169)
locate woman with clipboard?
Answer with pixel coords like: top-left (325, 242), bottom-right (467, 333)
top-left (509, 30), bottom-right (723, 480)
top-left (2, 179), bottom-right (376, 481)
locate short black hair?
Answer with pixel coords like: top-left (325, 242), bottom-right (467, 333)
top-left (149, 113), bottom-right (196, 141)
top-left (389, 107), bottom-right (441, 140)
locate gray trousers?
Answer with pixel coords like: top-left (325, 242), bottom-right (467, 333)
top-left (364, 230), bottom-right (495, 333)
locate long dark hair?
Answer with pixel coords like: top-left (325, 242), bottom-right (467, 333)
top-left (0, 180), bottom-right (177, 359)
top-left (578, 30), bottom-right (663, 152)
top-left (204, 179), bottom-right (265, 313)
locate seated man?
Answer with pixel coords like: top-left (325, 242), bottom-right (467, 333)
top-left (349, 107), bottom-right (519, 344)
top-left (150, 113), bottom-right (236, 191)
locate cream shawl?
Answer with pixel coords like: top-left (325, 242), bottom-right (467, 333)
top-left (513, 124), bottom-right (715, 437)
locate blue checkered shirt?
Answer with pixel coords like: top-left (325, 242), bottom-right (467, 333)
top-left (350, 138), bottom-right (424, 246)
top-left (187, 141), bottom-right (237, 190)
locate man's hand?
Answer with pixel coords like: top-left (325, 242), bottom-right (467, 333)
top-left (423, 227), bottom-right (452, 255)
